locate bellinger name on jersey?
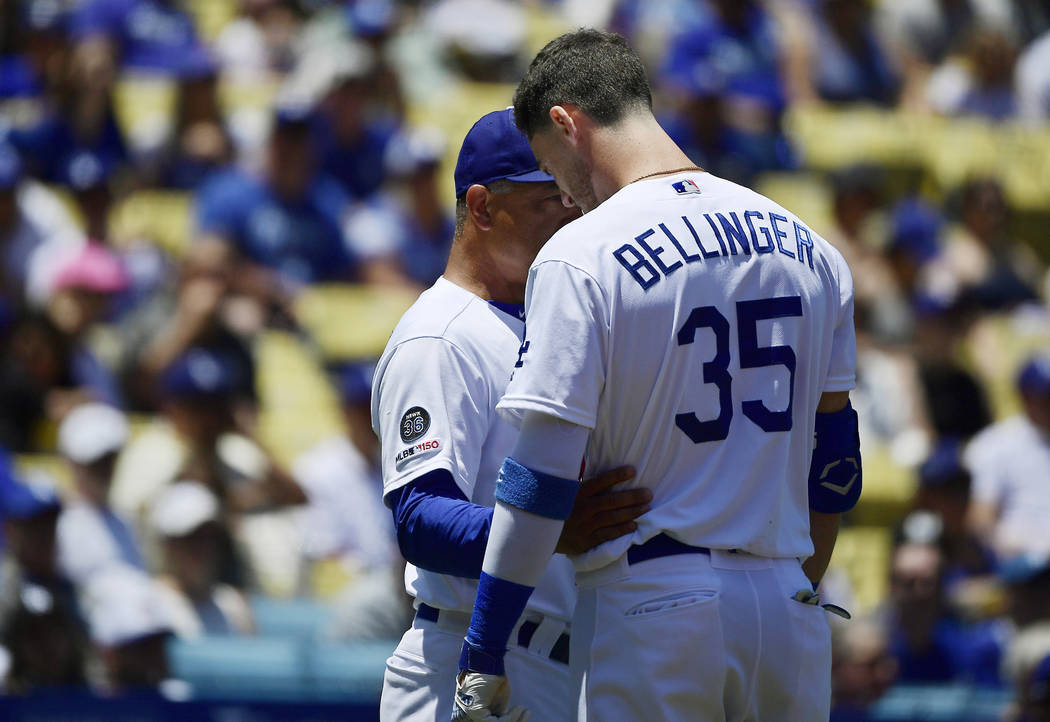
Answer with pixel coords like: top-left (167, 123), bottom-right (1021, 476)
top-left (613, 210), bottom-right (818, 291)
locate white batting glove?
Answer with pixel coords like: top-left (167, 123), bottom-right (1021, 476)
top-left (452, 671), bottom-right (530, 722)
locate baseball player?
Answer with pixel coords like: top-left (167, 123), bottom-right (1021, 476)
top-left (371, 108), bottom-right (651, 722)
top-left (453, 30), bottom-right (862, 722)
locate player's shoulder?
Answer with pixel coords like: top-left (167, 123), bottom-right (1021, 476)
top-left (967, 415), bottom-right (1037, 457)
top-left (381, 277), bottom-right (515, 361)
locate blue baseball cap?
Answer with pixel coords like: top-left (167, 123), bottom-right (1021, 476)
top-left (1018, 353), bottom-right (1050, 395)
top-left (453, 108), bottom-right (553, 198)
top-left (60, 150), bottom-right (113, 191)
top-left (0, 470), bottom-right (61, 520)
top-left (918, 439), bottom-right (968, 488)
top-left (336, 361), bottom-right (375, 404)
top-left (889, 198), bottom-right (942, 264)
top-left (161, 348), bottom-right (234, 399)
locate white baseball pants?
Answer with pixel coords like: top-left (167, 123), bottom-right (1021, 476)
top-left (571, 549), bottom-right (832, 722)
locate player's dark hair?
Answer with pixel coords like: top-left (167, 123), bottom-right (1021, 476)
top-left (513, 29), bottom-right (653, 139)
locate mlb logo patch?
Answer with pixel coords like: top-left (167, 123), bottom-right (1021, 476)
top-left (672, 179), bottom-right (701, 195)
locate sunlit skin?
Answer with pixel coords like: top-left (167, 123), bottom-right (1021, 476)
top-left (525, 104), bottom-right (696, 214)
top-left (444, 180), bottom-right (579, 305)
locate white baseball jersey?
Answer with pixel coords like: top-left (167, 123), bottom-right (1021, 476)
top-left (498, 171), bottom-right (857, 571)
top-left (371, 277), bottom-right (575, 620)
top-left (965, 414), bottom-right (1050, 556)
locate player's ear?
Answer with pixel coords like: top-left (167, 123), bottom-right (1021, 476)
top-left (549, 106), bottom-right (578, 145)
top-left (465, 184), bottom-right (494, 231)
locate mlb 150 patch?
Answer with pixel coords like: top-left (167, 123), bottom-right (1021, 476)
top-left (400, 406), bottom-right (431, 443)
top-left (395, 439), bottom-right (441, 465)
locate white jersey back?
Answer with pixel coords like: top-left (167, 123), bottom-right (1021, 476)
top-left (371, 277), bottom-right (575, 619)
top-left (497, 172), bottom-right (857, 571)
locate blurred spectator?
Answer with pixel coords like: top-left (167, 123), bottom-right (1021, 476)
top-left (830, 618), bottom-right (898, 721)
top-left (875, 0), bottom-right (1018, 110)
top-left (293, 363), bottom-right (396, 572)
top-left (960, 29), bottom-right (1021, 119)
top-left (83, 565), bottom-right (178, 695)
top-left (0, 141), bottom-right (85, 311)
top-left (346, 0), bottom-right (407, 121)
top-left (214, 0), bottom-right (304, 82)
top-left (0, 0), bottom-right (71, 139)
top-left (658, 0), bottom-right (794, 184)
top-left (149, 49), bottom-right (234, 190)
top-left (0, 581), bottom-right (90, 694)
top-left (9, 28), bottom-right (129, 188)
top-left (119, 248), bottom-right (255, 412)
top-left (913, 443), bottom-right (995, 588)
top-left (114, 347), bottom-right (303, 520)
top-left (424, 0), bottom-right (526, 83)
top-left (309, 40), bottom-right (400, 199)
top-left (344, 126), bottom-right (453, 287)
top-left (1016, 28), bottom-right (1050, 121)
top-left (943, 179), bottom-right (1040, 310)
top-left (0, 470), bottom-right (82, 636)
top-left (966, 354), bottom-right (1050, 559)
top-left (886, 199), bottom-right (941, 295)
top-left (0, 240), bottom-right (125, 451)
top-left (912, 304), bottom-right (992, 442)
top-left (787, 0), bottom-right (900, 106)
top-left (59, 149), bottom-right (117, 243)
top-left (822, 166), bottom-right (911, 343)
top-left (68, 0), bottom-right (206, 78)
top-left (113, 347), bottom-right (305, 594)
top-left (56, 403), bottom-right (145, 585)
top-left (190, 104), bottom-right (407, 323)
top-left (884, 539), bottom-right (1003, 686)
top-left (150, 481), bottom-right (254, 637)
top-left (44, 242), bottom-right (128, 406)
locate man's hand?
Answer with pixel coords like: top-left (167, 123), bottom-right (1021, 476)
top-left (452, 671), bottom-right (529, 722)
top-left (557, 466), bottom-right (650, 555)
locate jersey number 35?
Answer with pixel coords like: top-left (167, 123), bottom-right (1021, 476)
top-left (676, 296), bottom-right (802, 444)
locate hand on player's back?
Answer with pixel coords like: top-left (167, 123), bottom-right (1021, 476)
top-left (556, 466), bottom-right (649, 555)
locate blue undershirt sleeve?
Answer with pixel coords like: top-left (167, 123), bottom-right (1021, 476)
top-left (385, 469), bottom-right (493, 578)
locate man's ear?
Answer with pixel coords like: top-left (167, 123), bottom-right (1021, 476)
top-left (465, 184), bottom-right (493, 231)
top-left (549, 105), bottom-right (579, 146)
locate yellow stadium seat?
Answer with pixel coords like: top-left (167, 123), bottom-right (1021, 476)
top-left (255, 331), bottom-right (345, 466)
top-left (829, 526), bottom-right (892, 614)
top-left (14, 454), bottom-right (73, 495)
top-left (184, 0), bottom-right (238, 42)
top-left (108, 190), bottom-right (193, 257)
top-left (295, 284), bottom-right (420, 363)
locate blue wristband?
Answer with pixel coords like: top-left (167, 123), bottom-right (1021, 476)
top-left (494, 457), bottom-right (578, 520)
top-left (460, 572), bottom-right (535, 674)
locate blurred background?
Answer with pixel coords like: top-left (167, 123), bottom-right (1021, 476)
top-left (0, 0), bottom-right (1048, 720)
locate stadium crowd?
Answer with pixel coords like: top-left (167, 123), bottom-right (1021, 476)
top-left (0, 0), bottom-right (1048, 719)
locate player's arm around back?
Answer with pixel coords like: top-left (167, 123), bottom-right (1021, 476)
top-left (804, 390), bottom-right (860, 585)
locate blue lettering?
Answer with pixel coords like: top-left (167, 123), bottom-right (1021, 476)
top-left (682, 216), bottom-right (720, 259)
top-left (745, 211), bottom-right (775, 254)
top-left (793, 221), bottom-right (815, 270)
top-left (717, 212), bottom-right (751, 256)
top-left (660, 222), bottom-right (700, 263)
top-left (636, 228), bottom-right (682, 276)
top-left (769, 213), bottom-right (794, 259)
top-left (702, 214), bottom-right (729, 256)
top-left (614, 243), bottom-right (660, 290)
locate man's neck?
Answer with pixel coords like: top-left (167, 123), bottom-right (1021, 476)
top-left (443, 238), bottom-right (525, 305)
top-left (590, 114), bottom-right (698, 204)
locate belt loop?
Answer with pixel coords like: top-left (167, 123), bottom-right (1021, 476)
top-left (525, 617), bottom-right (565, 659)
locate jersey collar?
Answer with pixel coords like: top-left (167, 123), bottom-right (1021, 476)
top-left (487, 300), bottom-right (525, 321)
